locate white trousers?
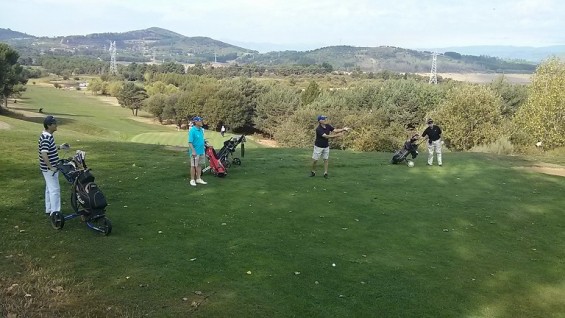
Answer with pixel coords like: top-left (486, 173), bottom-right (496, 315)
top-left (42, 170), bottom-right (61, 214)
top-left (427, 140), bottom-right (443, 165)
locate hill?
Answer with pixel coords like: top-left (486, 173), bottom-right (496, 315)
top-left (244, 45), bottom-right (537, 73)
top-left (0, 27), bottom-right (537, 73)
top-left (0, 28), bottom-right (35, 41)
top-left (426, 45), bottom-right (565, 63)
top-left (0, 27), bottom-right (256, 64)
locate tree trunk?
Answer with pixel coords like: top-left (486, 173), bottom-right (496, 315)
top-left (135, 108), bottom-right (138, 116)
top-left (3, 97), bottom-right (7, 109)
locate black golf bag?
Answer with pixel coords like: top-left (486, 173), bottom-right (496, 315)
top-left (217, 135), bottom-right (246, 167)
top-left (391, 137), bottom-right (419, 164)
top-left (58, 151), bottom-right (107, 213)
top-left (75, 171), bottom-right (107, 211)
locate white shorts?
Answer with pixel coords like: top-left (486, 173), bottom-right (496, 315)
top-left (190, 154), bottom-right (206, 167)
top-left (312, 146), bottom-right (330, 160)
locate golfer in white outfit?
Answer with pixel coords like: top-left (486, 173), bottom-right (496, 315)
top-left (421, 118), bottom-right (443, 166)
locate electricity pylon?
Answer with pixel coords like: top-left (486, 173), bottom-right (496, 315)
top-left (429, 52), bottom-right (438, 84)
top-left (109, 41), bottom-right (117, 76)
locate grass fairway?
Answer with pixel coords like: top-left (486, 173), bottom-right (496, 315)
top-left (1, 86), bottom-right (565, 317)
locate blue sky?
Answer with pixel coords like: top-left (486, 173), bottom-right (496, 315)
top-left (1, 0), bottom-right (563, 51)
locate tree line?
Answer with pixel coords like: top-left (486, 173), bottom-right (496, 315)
top-left (84, 57), bottom-right (564, 152)
top-left (2, 42), bottom-right (563, 152)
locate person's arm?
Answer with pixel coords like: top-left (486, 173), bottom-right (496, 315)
top-left (41, 151), bottom-right (56, 171)
top-left (333, 127), bottom-right (350, 133)
top-left (322, 125), bottom-right (347, 138)
top-left (421, 128), bottom-right (429, 140)
top-left (188, 142), bottom-right (197, 156)
top-left (188, 129), bottom-right (196, 156)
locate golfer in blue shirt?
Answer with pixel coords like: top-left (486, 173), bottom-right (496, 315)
top-left (188, 116), bottom-right (207, 186)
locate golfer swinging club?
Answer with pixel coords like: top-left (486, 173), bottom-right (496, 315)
top-left (310, 115), bottom-right (350, 178)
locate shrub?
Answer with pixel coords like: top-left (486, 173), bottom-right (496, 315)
top-left (469, 136), bottom-right (514, 155)
top-left (274, 109), bottom-right (318, 148)
top-left (430, 84), bottom-right (503, 151)
top-left (512, 58), bottom-right (565, 150)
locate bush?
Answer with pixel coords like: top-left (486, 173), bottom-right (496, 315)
top-left (470, 136), bottom-right (514, 155)
top-left (274, 109), bottom-right (318, 148)
top-left (512, 58), bottom-right (565, 150)
top-left (430, 84), bottom-right (503, 151)
top-left (341, 110), bottom-right (406, 152)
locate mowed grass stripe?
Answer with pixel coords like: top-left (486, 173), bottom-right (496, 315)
top-left (1, 85), bottom-right (565, 317)
top-left (131, 131), bottom-right (261, 149)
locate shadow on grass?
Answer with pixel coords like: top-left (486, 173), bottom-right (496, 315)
top-left (6, 106), bottom-right (94, 118)
top-left (1, 109), bottom-right (83, 127)
top-left (1, 141), bottom-right (564, 317)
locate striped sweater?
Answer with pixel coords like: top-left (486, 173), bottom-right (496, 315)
top-left (38, 131), bottom-right (59, 172)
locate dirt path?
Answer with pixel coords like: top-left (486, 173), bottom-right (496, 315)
top-left (251, 137), bottom-right (279, 148)
top-left (515, 162), bottom-right (565, 177)
top-left (0, 120), bottom-right (11, 130)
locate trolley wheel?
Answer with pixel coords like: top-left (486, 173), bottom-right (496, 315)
top-left (50, 212), bottom-right (65, 230)
top-left (92, 217), bottom-right (112, 236)
top-left (233, 158), bottom-right (242, 165)
top-left (101, 218), bottom-right (112, 236)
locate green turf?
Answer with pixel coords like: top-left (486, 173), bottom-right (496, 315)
top-left (1, 86), bottom-right (565, 317)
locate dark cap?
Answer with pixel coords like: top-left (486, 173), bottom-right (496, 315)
top-left (427, 118), bottom-right (434, 124)
top-left (43, 115), bottom-right (57, 126)
top-left (317, 115), bottom-right (327, 121)
top-left (192, 116), bottom-right (203, 122)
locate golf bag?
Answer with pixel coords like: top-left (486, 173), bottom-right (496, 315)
top-left (58, 151), bottom-right (107, 213)
top-left (204, 143), bottom-right (227, 177)
top-left (216, 135), bottom-right (246, 167)
top-left (391, 135), bottom-right (419, 164)
top-left (76, 172), bottom-right (107, 211)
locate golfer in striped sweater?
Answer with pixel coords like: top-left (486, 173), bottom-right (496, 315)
top-left (38, 116), bottom-right (68, 215)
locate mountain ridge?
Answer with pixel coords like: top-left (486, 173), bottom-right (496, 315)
top-left (0, 27), bottom-right (543, 73)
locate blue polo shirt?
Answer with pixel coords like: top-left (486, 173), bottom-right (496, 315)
top-left (188, 126), bottom-right (205, 155)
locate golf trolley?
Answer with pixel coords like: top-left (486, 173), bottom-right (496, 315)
top-left (391, 134), bottom-right (422, 166)
top-left (203, 135), bottom-right (246, 177)
top-left (50, 150), bottom-right (112, 235)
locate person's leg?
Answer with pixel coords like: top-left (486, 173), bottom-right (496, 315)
top-left (43, 171), bottom-right (60, 213)
top-left (435, 140), bottom-right (443, 166)
top-left (196, 155), bottom-right (201, 179)
top-left (190, 156), bottom-right (197, 186)
top-left (196, 155), bottom-right (207, 184)
top-left (42, 172), bottom-right (51, 214)
top-left (323, 147), bottom-right (330, 177)
top-left (427, 142), bottom-right (434, 165)
top-left (311, 146), bottom-right (321, 176)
